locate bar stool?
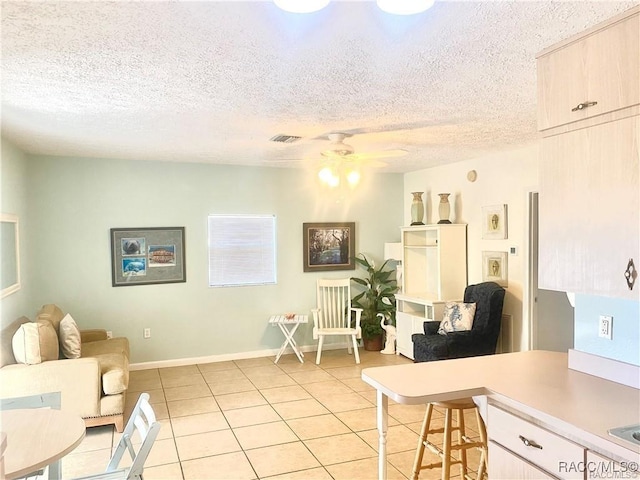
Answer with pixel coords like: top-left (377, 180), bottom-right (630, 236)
top-left (411, 398), bottom-right (488, 480)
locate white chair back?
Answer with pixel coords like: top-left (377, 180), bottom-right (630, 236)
top-left (73, 393), bottom-right (160, 480)
top-left (316, 278), bottom-right (352, 329)
top-left (107, 393), bottom-right (160, 480)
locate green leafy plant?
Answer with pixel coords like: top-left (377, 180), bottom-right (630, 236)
top-left (351, 253), bottom-right (398, 339)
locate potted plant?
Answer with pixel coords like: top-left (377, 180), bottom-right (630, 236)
top-left (351, 253), bottom-right (398, 351)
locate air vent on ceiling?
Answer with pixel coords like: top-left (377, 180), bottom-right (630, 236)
top-left (270, 134), bottom-right (302, 143)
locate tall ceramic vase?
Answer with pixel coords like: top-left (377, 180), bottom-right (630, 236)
top-left (438, 193), bottom-right (452, 224)
top-left (410, 192), bottom-right (425, 225)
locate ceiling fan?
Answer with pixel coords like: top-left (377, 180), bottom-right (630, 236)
top-left (267, 129), bottom-right (412, 187)
top-left (319, 132), bottom-right (407, 166)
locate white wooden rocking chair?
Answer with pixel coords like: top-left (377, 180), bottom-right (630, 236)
top-left (311, 278), bottom-right (363, 364)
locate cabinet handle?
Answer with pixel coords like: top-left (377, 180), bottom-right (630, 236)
top-left (519, 435), bottom-right (543, 450)
top-left (625, 258), bottom-right (637, 291)
top-left (571, 101), bottom-right (598, 112)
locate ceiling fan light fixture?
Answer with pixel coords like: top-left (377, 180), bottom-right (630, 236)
top-left (346, 169), bottom-right (361, 187)
top-left (322, 144), bottom-right (354, 157)
top-left (376, 0), bottom-right (435, 15)
top-left (318, 166), bottom-right (340, 188)
top-left (274, 0), bottom-right (330, 14)
top-left (323, 133), bottom-right (355, 157)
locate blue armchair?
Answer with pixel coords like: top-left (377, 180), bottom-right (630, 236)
top-left (412, 282), bottom-right (506, 362)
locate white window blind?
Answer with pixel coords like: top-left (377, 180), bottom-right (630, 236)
top-left (208, 214), bottom-right (276, 287)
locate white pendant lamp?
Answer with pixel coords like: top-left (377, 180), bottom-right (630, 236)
top-left (376, 0), bottom-right (435, 15)
top-left (274, 0), bottom-right (330, 14)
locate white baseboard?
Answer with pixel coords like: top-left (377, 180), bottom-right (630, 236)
top-left (568, 349), bottom-right (640, 389)
top-left (130, 342), bottom-right (350, 371)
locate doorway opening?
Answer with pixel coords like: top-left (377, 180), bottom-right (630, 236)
top-left (527, 191), bottom-right (575, 351)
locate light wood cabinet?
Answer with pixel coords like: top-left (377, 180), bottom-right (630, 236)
top-left (489, 441), bottom-right (557, 480)
top-left (586, 450), bottom-right (635, 479)
top-left (537, 6), bottom-right (640, 299)
top-left (395, 225), bottom-right (467, 359)
top-left (487, 405), bottom-right (584, 480)
top-left (537, 7), bottom-right (639, 132)
top-left (539, 116), bottom-right (639, 300)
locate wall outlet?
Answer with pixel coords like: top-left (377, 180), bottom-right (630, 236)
top-left (509, 246), bottom-right (518, 256)
top-left (143, 328), bottom-right (151, 339)
top-left (598, 315), bottom-right (613, 340)
top-left (106, 330), bottom-right (113, 339)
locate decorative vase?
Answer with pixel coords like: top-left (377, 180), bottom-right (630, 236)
top-left (410, 192), bottom-right (425, 225)
top-left (438, 193), bottom-right (452, 224)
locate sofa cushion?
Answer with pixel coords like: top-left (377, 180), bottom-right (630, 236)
top-left (438, 302), bottom-right (477, 335)
top-left (59, 314), bottom-right (82, 359)
top-left (1, 317), bottom-right (30, 367)
top-left (94, 353), bottom-right (129, 395)
top-left (36, 304), bottom-right (65, 335)
top-left (12, 321), bottom-right (59, 365)
top-left (82, 337), bottom-right (130, 359)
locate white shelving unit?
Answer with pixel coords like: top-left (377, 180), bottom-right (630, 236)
top-left (395, 224), bottom-right (468, 359)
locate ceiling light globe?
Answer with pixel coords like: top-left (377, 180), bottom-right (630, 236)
top-left (274, 0), bottom-right (330, 14)
top-left (328, 173), bottom-right (340, 188)
top-left (376, 0), bottom-right (435, 15)
top-left (346, 170), bottom-right (361, 187)
top-left (318, 167), bottom-right (333, 183)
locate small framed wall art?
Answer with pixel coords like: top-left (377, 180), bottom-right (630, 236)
top-left (482, 251), bottom-right (508, 287)
top-left (303, 222), bottom-right (355, 272)
top-left (110, 227), bottom-right (186, 287)
top-left (482, 204), bottom-right (508, 239)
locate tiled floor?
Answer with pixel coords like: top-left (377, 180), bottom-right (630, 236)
top-left (63, 349), bottom-right (484, 480)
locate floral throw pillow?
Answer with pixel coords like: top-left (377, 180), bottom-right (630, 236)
top-left (437, 302), bottom-right (477, 335)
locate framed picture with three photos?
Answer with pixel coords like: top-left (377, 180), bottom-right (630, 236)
top-left (110, 227), bottom-right (186, 287)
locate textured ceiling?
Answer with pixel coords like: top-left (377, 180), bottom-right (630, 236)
top-left (2, 0), bottom-right (637, 172)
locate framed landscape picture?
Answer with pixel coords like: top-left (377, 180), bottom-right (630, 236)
top-left (303, 222), bottom-right (355, 272)
top-left (110, 227), bottom-right (186, 287)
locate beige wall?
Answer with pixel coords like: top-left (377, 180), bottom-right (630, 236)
top-left (404, 143), bottom-right (539, 351)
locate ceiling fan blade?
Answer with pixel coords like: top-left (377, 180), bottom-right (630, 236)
top-left (312, 119), bottom-right (453, 140)
top-left (349, 149), bottom-right (408, 160)
top-left (361, 159), bottom-right (388, 168)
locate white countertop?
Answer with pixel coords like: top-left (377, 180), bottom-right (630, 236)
top-left (362, 350), bottom-right (640, 462)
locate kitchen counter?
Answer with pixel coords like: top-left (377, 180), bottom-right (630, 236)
top-left (362, 350), bottom-right (640, 468)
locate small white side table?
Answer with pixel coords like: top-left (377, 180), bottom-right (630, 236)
top-left (269, 314), bottom-right (308, 363)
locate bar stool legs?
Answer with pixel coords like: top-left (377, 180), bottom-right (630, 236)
top-left (411, 399), bottom-right (488, 480)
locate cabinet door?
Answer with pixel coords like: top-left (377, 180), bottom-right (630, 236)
top-left (488, 405), bottom-right (584, 479)
top-left (489, 441), bottom-right (557, 480)
top-left (539, 116), bottom-right (639, 299)
top-left (586, 450), bottom-right (636, 479)
top-left (538, 9), bottom-right (639, 131)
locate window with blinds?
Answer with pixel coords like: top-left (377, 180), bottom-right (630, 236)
top-left (208, 214), bottom-right (277, 287)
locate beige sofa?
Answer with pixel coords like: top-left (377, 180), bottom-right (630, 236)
top-left (0, 304), bottom-right (130, 431)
